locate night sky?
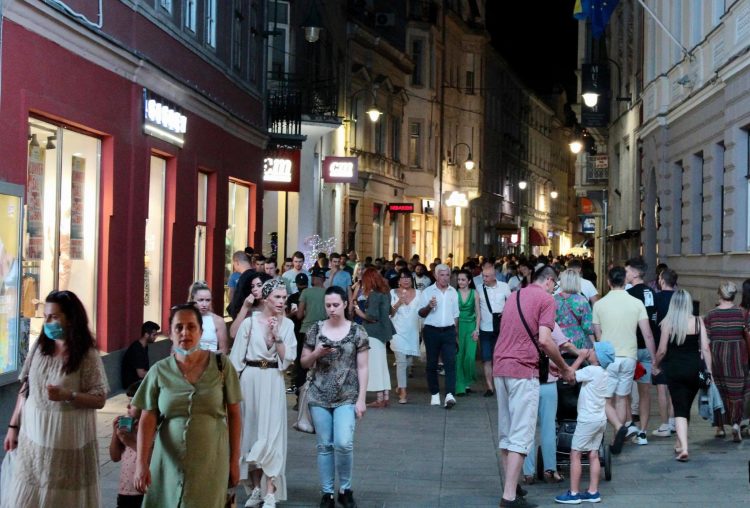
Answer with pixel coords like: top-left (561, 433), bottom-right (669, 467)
top-left (485, 1), bottom-right (579, 101)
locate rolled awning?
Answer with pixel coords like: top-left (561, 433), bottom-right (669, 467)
top-left (529, 227), bottom-right (548, 246)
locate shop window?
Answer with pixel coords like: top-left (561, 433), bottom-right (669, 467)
top-left (194, 172), bottom-right (208, 282)
top-left (225, 180), bottom-right (250, 314)
top-left (144, 157), bottom-right (166, 325)
top-left (0, 182), bottom-right (23, 383)
top-left (23, 119), bottom-right (100, 347)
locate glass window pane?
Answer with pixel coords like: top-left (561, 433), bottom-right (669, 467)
top-left (0, 185), bottom-right (23, 378)
top-left (24, 120), bottom-right (100, 348)
top-left (194, 225), bottom-right (207, 283)
top-left (225, 181), bottom-right (249, 314)
top-left (144, 157), bottom-right (165, 325)
top-left (197, 172), bottom-right (208, 222)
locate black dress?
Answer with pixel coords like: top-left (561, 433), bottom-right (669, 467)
top-left (663, 317), bottom-right (701, 419)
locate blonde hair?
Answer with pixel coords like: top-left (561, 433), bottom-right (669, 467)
top-left (718, 280), bottom-right (737, 301)
top-left (558, 269), bottom-right (581, 294)
top-left (189, 280), bottom-right (210, 301)
top-left (660, 289), bottom-right (693, 346)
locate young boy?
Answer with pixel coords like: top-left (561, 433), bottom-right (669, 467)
top-left (109, 381), bottom-right (143, 508)
top-left (555, 342), bottom-right (615, 504)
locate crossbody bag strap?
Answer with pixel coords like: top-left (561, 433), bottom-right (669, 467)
top-left (482, 284), bottom-right (494, 314)
top-left (516, 289), bottom-right (543, 356)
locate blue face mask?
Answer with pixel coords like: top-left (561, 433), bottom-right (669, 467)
top-left (43, 322), bottom-right (65, 341)
top-left (174, 344), bottom-right (202, 356)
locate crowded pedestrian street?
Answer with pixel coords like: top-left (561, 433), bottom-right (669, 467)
top-left (93, 357), bottom-right (749, 508)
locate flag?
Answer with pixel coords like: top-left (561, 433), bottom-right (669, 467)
top-left (572, 0), bottom-right (620, 39)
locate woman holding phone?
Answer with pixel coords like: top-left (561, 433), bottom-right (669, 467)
top-left (229, 279), bottom-right (297, 507)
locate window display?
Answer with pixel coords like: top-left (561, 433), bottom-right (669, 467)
top-left (144, 156), bottom-right (166, 325)
top-left (0, 182), bottom-right (23, 383)
top-left (225, 180), bottom-right (250, 314)
top-left (23, 119), bottom-right (100, 348)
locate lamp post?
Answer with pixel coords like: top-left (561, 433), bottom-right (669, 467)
top-left (518, 180), bottom-right (527, 255)
top-left (449, 142), bottom-right (475, 170)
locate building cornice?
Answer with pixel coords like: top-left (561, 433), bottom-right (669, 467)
top-left (5, 0), bottom-right (268, 147)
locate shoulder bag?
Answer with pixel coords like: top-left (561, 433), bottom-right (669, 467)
top-left (482, 284), bottom-right (502, 336)
top-left (293, 324), bottom-right (317, 434)
top-left (516, 290), bottom-right (550, 383)
top-left (696, 317), bottom-right (712, 389)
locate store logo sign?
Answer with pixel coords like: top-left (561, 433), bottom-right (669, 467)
top-left (264, 158), bottom-right (293, 183)
top-left (444, 191), bottom-right (469, 208)
top-left (388, 203), bottom-right (414, 213)
top-left (143, 89), bottom-right (187, 147)
top-left (323, 157), bottom-right (359, 183)
top-left (263, 149), bottom-right (300, 192)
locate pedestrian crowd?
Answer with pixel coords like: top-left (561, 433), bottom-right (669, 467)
top-left (2, 248), bottom-right (749, 508)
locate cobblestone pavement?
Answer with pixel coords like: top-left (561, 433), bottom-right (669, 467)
top-left (93, 358), bottom-right (749, 507)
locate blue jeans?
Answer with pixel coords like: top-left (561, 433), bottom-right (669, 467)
top-left (424, 325), bottom-right (457, 395)
top-left (523, 382), bottom-right (558, 475)
top-left (310, 404), bottom-right (356, 494)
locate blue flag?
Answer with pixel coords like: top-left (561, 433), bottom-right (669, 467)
top-left (573, 0), bottom-right (620, 39)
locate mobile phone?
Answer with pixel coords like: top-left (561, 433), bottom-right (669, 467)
top-left (118, 416), bottom-right (133, 433)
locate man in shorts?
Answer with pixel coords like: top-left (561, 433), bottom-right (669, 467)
top-left (477, 261), bottom-right (511, 397)
top-left (555, 342), bottom-right (614, 504)
top-left (592, 266), bottom-right (654, 454)
top-left (494, 266), bottom-right (575, 507)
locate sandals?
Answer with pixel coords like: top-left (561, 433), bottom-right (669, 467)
top-left (675, 452), bottom-right (689, 462)
top-left (522, 475), bottom-right (536, 485)
top-left (544, 470), bottom-right (564, 483)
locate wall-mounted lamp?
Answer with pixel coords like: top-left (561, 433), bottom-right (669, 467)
top-left (569, 139), bottom-right (583, 154)
top-left (365, 106), bottom-right (382, 122)
top-left (582, 92), bottom-right (599, 108)
top-left (348, 86), bottom-right (382, 123)
top-left (301, 0), bottom-right (323, 43)
top-left (448, 142), bottom-right (475, 170)
top-left (46, 135), bottom-right (57, 150)
top-left (581, 60), bottom-right (631, 108)
top-left (550, 189), bottom-right (559, 199)
top-left (29, 133), bottom-right (39, 148)
top-left (518, 180), bottom-right (527, 190)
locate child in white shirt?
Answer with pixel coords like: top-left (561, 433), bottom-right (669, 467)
top-left (555, 341), bottom-right (614, 505)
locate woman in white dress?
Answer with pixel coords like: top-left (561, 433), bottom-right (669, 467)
top-left (389, 268), bottom-right (421, 404)
top-left (229, 279), bottom-right (297, 508)
top-left (189, 281), bottom-right (229, 353)
top-left (3, 290), bottom-right (108, 507)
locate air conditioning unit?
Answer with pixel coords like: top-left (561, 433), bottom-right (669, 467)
top-left (375, 12), bottom-right (395, 27)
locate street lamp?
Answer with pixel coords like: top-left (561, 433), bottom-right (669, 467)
top-left (518, 180), bottom-right (527, 190)
top-left (301, 0), bottom-right (324, 43)
top-left (348, 87), bottom-right (382, 123)
top-left (550, 189), bottom-right (559, 199)
top-left (449, 142), bottom-right (475, 170)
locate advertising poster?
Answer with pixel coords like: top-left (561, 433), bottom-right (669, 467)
top-left (26, 145), bottom-right (45, 260)
top-left (70, 156), bottom-right (85, 259)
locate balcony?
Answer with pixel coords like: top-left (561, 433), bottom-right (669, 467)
top-left (267, 72), bottom-right (340, 140)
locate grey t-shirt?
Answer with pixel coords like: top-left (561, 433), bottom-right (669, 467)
top-left (304, 321), bottom-right (370, 408)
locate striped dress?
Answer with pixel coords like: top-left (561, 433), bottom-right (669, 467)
top-left (704, 306), bottom-right (750, 426)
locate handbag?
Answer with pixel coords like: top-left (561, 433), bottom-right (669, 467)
top-left (482, 284), bottom-right (502, 336)
top-left (516, 290), bottom-right (549, 383)
top-left (696, 317), bottom-right (712, 389)
top-left (293, 378), bottom-right (315, 434)
top-left (293, 329), bottom-right (316, 434)
top-left (633, 361), bottom-right (647, 380)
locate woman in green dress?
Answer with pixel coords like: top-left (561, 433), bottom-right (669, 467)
top-left (455, 269), bottom-right (480, 395)
top-left (132, 303), bottom-right (242, 508)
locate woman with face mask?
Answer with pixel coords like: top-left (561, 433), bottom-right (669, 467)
top-left (228, 279), bottom-right (297, 507)
top-left (3, 290), bottom-right (109, 507)
top-left (189, 281), bottom-right (229, 354)
top-left (132, 303), bottom-right (242, 507)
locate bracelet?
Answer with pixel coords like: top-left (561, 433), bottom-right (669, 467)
top-left (8, 424), bottom-right (19, 430)
top-left (274, 339), bottom-right (284, 344)
top-left (65, 391), bottom-right (77, 404)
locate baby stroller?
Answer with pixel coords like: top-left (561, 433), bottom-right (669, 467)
top-left (534, 375), bottom-right (612, 482)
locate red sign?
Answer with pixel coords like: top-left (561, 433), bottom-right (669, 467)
top-left (388, 203), bottom-right (414, 213)
top-left (263, 149), bottom-right (300, 192)
top-left (323, 156), bottom-right (358, 183)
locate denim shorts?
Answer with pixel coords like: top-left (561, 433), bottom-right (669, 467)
top-left (479, 330), bottom-right (497, 361)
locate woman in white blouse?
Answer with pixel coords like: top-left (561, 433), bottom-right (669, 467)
top-left (389, 269), bottom-right (422, 404)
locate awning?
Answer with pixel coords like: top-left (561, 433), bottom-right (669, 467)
top-left (529, 227), bottom-right (548, 246)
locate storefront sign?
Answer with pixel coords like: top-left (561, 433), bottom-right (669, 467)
top-left (444, 191), bottom-right (468, 208)
top-left (263, 149), bottom-right (300, 192)
top-left (26, 143), bottom-right (44, 260)
top-left (70, 156), bottom-right (85, 259)
top-left (582, 216), bottom-right (596, 233)
top-left (323, 157), bottom-right (358, 183)
top-left (143, 89), bottom-right (187, 147)
top-left (422, 199), bottom-right (434, 214)
top-left (388, 203), bottom-right (414, 213)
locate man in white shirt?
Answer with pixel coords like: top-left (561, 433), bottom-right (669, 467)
top-left (477, 261), bottom-right (511, 397)
top-left (418, 264), bottom-right (460, 409)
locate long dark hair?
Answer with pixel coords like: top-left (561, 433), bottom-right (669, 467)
top-left (741, 279), bottom-right (750, 311)
top-left (39, 290), bottom-right (96, 374)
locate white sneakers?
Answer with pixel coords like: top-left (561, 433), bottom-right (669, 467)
top-left (263, 493), bottom-right (276, 508)
top-left (244, 487), bottom-right (263, 507)
top-left (652, 424), bottom-right (672, 437)
top-left (444, 393), bottom-right (456, 409)
top-left (430, 393), bottom-right (441, 406)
